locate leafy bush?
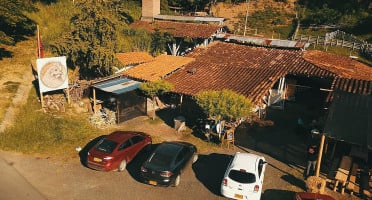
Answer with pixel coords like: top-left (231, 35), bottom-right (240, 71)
top-left (194, 89), bottom-right (253, 121)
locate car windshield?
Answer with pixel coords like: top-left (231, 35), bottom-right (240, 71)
top-left (146, 144), bottom-right (179, 168)
top-left (228, 169), bottom-right (256, 184)
top-left (95, 139), bottom-right (118, 153)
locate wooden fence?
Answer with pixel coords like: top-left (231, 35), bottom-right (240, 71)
top-left (293, 34), bottom-right (371, 51)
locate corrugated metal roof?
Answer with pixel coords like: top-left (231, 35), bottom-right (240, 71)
top-left (154, 15), bottom-right (225, 24)
top-left (92, 77), bottom-right (140, 95)
top-left (130, 20), bottom-right (221, 39)
top-left (225, 35), bottom-right (310, 49)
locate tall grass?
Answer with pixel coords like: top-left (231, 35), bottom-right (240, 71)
top-left (0, 90), bottom-right (101, 158)
top-left (26, 0), bottom-right (80, 48)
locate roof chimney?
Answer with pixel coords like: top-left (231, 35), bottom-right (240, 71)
top-left (141, 0), bottom-right (160, 21)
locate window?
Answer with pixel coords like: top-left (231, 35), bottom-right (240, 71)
top-left (95, 139), bottom-right (118, 153)
top-left (118, 140), bottom-right (132, 151)
top-left (175, 148), bottom-right (188, 164)
top-left (131, 135), bottom-right (144, 145)
top-left (258, 159), bottom-right (264, 178)
top-left (228, 170), bottom-right (256, 184)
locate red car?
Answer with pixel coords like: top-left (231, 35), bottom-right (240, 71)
top-left (294, 192), bottom-right (336, 200)
top-left (87, 131), bottom-right (152, 172)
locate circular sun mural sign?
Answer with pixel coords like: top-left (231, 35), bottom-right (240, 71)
top-left (40, 61), bottom-right (67, 88)
top-left (37, 56), bottom-right (68, 93)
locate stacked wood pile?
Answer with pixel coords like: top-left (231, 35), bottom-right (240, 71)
top-left (89, 109), bottom-right (116, 128)
top-left (42, 94), bottom-right (66, 113)
top-left (68, 80), bottom-right (90, 102)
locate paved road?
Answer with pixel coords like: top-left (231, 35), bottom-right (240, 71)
top-left (0, 157), bottom-right (46, 200)
top-left (0, 150), bottom-right (230, 200)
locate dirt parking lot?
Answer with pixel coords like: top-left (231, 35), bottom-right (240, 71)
top-left (0, 102), bottom-right (361, 200)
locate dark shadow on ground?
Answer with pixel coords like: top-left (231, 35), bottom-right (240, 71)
top-left (234, 97), bottom-right (324, 173)
top-left (192, 153), bottom-right (233, 195)
top-left (126, 144), bottom-right (158, 183)
top-left (261, 189), bottom-right (295, 200)
top-left (78, 135), bottom-right (105, 167)
top-left (155, 108), bottom-right (176, 128)
top-left (156, 107), bottom-right (217, 143)
top-left (281, 174), bottom-right (307, 190)
top-left (0, 48), bottom-right (12, 60)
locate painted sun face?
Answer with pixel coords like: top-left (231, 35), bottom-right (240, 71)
top-left (40, 62), bottom-right (67, 88)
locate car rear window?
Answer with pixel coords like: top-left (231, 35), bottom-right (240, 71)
top-left (95, 139), bottom-right (118, 153)
top-left (228, 169), bottom-right (256, 183)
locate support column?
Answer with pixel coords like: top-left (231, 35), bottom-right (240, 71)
top-left (316, 134), bottom-right (326, 177)
top-left (93, 88), bottom-right (97, 113)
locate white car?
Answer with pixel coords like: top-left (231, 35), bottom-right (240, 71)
top-left (221, 152), bottom-right (267, 200)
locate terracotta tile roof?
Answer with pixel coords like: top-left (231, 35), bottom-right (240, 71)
top-left (116, 52), bottom-right (154, 66)
top-left (165, 41), bottom-right (371, 105)
top-left (333, 77), bottom-right (372, 95)
top-left (129, 20), bottom-right (221, 38)
top-left (304, 50), bottom-right (372, 81)
top-left (123, 54), bottom-right (195, 81)
top-left (326, 77), bottom-right (372, 103)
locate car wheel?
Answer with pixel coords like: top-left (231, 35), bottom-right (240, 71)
top-left (118, 160), bottom-right (127, 172)
top-left (192, 154), bottom-right (198, 163)
top-left (173, 175), bottom-right (180, 187)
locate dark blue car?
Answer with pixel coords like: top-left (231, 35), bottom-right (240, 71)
top-left (140, 141), bottom-right (198, 187)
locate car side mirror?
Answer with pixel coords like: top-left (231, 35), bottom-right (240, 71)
top-left (260, 161), bottom-right (268, 166)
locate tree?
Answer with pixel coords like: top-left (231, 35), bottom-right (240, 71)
top-left (50, 0), bottom-right (119, 79)
top-left (304, 4), bottom-right (341, 25)
top-left (121, 28), bottom-right (152, 52)
top-left (139, 80), bottom-right (174, 119)
top-left (0, 0), bottom-right (36, 46)
top-left (150, 29), bottom-right (174, 56)
top-left (194, 89), bottom-right (253, 121)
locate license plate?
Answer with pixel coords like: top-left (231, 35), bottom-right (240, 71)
top-left (149, 180), bottom-right (157, 186)
top-left (234, 194), bottom-right (243, 199)
top-left (93, 157), bottom-right (102, 162)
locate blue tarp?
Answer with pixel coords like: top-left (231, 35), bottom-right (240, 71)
top-left (92, 77), bottom-right (141, 95)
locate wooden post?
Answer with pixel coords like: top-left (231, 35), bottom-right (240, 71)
top-left (93, 88), bottom-right (97, 113)
top-left (40, 91), bottom-right (44, 108)
top-left (179, 94), bottom-right (183, 113)
top-left (66, 87), bottom-right (71, 105)
top-left (316, 134), bottom-right (326, 177)
top-left (243, 0), bottom-right (251, 37)
top-left (116, 98), bottom-right (119, 124)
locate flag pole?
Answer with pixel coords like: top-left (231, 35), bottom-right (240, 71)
top-left (37, 25), bottom-right (44, 108)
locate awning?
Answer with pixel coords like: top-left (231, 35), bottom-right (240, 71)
top-left (92, 77), bottom-right (141, 95)
top-left (323, 90), bottom-right (372, 148)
